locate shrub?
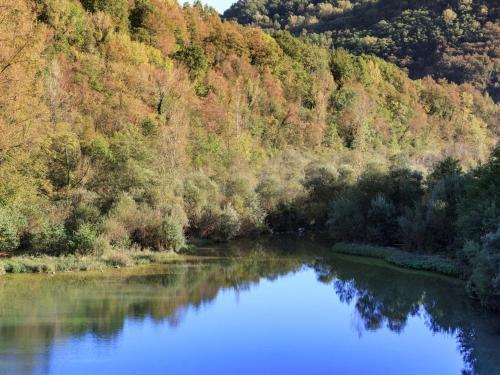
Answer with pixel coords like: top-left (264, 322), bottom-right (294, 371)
top-left (35, 222), bottom-right (68, 255)
top-left (217, 173), bottom-right (266, 235)
top-left (19, 258), bottom-right (56, 273)
top-left (366, 194), bottom-right (397, 245)
top-left (1, 257), bottom-right (58, 273)
top-left (103, 194), bottom-right (139, 234)
top-left (214, 205), bottom-right (241, 241)
top-left (302, 162), bottom-right (348, 227)
top-left (466, 227), bottom-right (500, 310)
top-left (265, 202), bottom-right (308, 233)
top-left (64, 190), bottom-right (101, 233)
top-left (384, 168), bottom-right (424, 211)
top-left (458, 239), bottom-right (481, 276)
top-left (3, 260), bottom-right (25, 273)
top-left (157, 215), bottom-right (185, 251)
top-left (71, 223), bottom-right (98, 255)
top-left (398, 206), bottom-right (426, 251)
top-left (104, 190), bottom-right (187, 251)
top-left (0, 206), bottom-right (24, 254)
top-left (456, 146), bottom-right (500, 242)
top-left (104, 251), bottom-right (131, 267)
top-left (255, 174), bottom-right (282, 212)
top-left (183, 172), bottom-right (221, 236)
top-left (303, 162), bottom-right (345, 201)
top-left (427, 157), bottom-right (462, 186)
top-left (92, 235), bottom-right (112, 257)
top-left (327, 195), bottom-right (364, 241)
top-left (101, 216), bottom-right (130, 247)
top-left (423, 174), bottom-right (468, 252)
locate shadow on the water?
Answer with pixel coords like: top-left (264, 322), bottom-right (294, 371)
top-left (313, 254), bottom-right (500, 375)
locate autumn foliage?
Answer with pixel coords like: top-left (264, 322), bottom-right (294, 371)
top-left (0, 0), bottom-right (497, 258)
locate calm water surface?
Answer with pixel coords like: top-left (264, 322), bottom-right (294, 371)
top-left (0, 240), bottom-right (499, 375)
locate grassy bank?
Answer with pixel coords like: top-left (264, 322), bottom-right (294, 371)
top-left (0, 250), bottom-right (193, 275)
top-left (331, 243), bottom-right (460, 277)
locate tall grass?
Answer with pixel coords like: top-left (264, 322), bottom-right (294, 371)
top-left (0, 249), bottom-right (182, 275)
top-left (332, 243), bottom-right (460, 277)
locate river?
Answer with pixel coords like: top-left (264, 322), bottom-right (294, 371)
top-left (0, 239), bottom-right (499, 374)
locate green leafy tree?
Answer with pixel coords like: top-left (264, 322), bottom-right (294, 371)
top-left (0, 207), bottom-right (24, 253)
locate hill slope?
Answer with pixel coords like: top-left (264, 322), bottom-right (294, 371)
top-left (0, 0), bottom-right (497, 245)
top-left (0, 0), bottom-right (499, 308)
top-left (224, 0), bottom-right (500, 100)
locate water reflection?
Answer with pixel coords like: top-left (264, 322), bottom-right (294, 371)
top-left (0, 242), bottom-right (499, 375)
top-left (314, 255), bottom-right (500, 374)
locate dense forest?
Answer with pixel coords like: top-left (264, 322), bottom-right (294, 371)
top-left (224, 0), bottom-right (500, 100)
top-left (0, 0), bottom-right (498, 308)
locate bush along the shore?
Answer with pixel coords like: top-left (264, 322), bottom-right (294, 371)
top-left (318, 148), bottom-right (499, 310)
top-left (0, 249), bottom-right (183, 275)
top-left (331, 243), bottom-right (460, 277)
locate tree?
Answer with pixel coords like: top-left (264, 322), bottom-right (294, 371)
top-left (80, 0), bottom-right (129, 31)
top-left (0, 0), bottom-right (45, 161)
top-left (46, 130), bottom-right (82, 190)
top-left (0, 206), bottom-right (24, 253)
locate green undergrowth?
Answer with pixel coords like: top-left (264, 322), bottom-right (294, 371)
top-left (332, 243), bottom-right (460, 277)
top-left (0, 250), bottom-right (186, 275)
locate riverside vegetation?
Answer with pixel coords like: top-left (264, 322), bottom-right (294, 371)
top-left (0, 0), bottom-right (498, 309)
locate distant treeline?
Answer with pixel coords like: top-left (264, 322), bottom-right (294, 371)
top-left (224, 0), bottom-right (500, 100)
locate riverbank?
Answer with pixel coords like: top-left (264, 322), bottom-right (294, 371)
top-left (0, 250), bottom-right (195, 275)
top-left (331, 243), bottom-right (460, 277)
top-left (0, 241), bottom-right (462, 277)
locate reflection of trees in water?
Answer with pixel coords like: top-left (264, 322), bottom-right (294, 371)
top-left (0, 256), bottom-right (303, 374)
top-left (0, 245), bottom-right (499, 375)
top-left (313, 255), bottom-right (500, 375)
top-left (333, 278), bottom-right (420, 333)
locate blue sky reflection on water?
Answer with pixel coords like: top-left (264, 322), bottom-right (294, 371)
top-left (44, 269), bottom-right (464, 375)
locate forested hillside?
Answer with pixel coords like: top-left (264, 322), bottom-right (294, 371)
top-left (224, 0), bottom-right (500, 100)
top-left (0, 0), bottom-right (499, 307)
